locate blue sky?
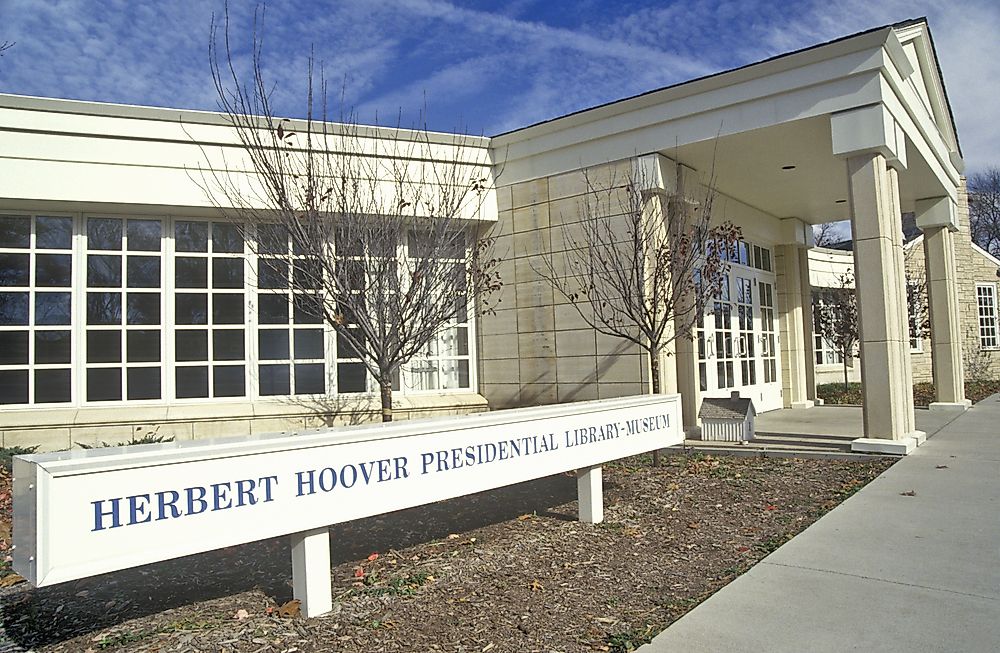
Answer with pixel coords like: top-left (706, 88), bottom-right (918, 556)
top-left (0, 0), bottom-right (998, 173)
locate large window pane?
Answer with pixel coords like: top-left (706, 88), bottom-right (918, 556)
top-left (213, 293), bottom-right (244, 324)
top-left (294, 363), bottom-right (325, 394)
top-left (127, 367), bottom-right (160, 400)
top-left (36, 217), bottom-right (73, 249)
top-left (0, 331), bottom-right (28, 364)
top-left (87, 218), bottom-right (122, 250)
top-left (256, 225), bottom-right (288, 255)
top-left (213, 258), bottom-right (244, 289)
top-left (175, 257), bottom-right (208, 288)
top-left (86, 292), bottom-right (121, 325)
top-left (0, 253), bottom-right (29, 286)
top-left (258, 259), bottom-right (288, 289)
top-left (0, 216), bottom-right (30, 248)
top-left (127, 330), bottom-right (160, 363)
top-left (176, 330), bottom-right (208, 361)
top-left (35, 330), bottom-right (71, 364)
top-left (213, 330), bottom-right (244, 360)
top-left (214, 365), bottom-right (245, 397)
top-left (176, 366), bottom-right (209, 398)
top-left (294, 294), bottom-right (323, 324)
top-left (175, 294), bottom-right (208, 325)
top-left (294, 329), bottom-right (324, 359)
top-left (35, 369), bottom-right (71, 403)
top-left (259, 364), bottom-right (290, 395)
top-left (0, 292), bottom-right (29, 325)
top-left (175, 221), bottom-right (208, 252)
top-left (87, 368), bottom-right (122, 401)
top-left (127, 220), bottom-right (161, 251)
top-left (213, 223), bottom-right (244, 253)
top-left (126, 293), bottom-right (161, 325)
top-left (259, 330), bottom-right (289, 360)
top-left (87, 330), bottom-right (121, 363)
top-left (337, 362), bottom-right (366, 393)
top-left (0, 370), bottom-right (28, 404)
top-left (87, 255), bottom-right (122, 287)
top-left (259, 295), bottom-right (288, 324)
top-left (35, 254), bottom-right (72, 287)
top-left (127, 256), bottom-right (161, 287)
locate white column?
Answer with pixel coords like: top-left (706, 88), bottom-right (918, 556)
top-left (917, 196), bottom-right (970, 410)
top-left (846, 153), bottom-right (920, 453)
top-left (577, 465), bottom-right (604, 523)
top-left (775, 231), bottom-right (813, 409)
top-left (290, 527), bottom-right (333, 618)
top-left (799, 249), bottom-right (818, 403)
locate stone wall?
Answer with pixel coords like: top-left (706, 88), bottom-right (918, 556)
top-left (478, 161), bottom-right (651, 410)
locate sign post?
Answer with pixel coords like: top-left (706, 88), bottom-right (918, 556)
top-left (13, 394), bottom-right (681, 617)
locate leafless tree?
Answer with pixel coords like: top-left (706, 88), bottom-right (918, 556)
top-left (0, 41), bottom-right (13, 56)
top-left (812, 222), bottom-right (843, 248)
top-left (812, 273), bottom-right (858, 390)
top-left (199, 8), bottom-right (502, 422)
top-left (532, 158), bottom-right (739, 464)
top-left (969, 167), bottom-right (1000, 257)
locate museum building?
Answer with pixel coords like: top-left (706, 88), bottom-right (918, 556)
top-left (0, 19), bottom-right (975, 455)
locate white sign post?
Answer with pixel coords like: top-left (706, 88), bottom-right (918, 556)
top-left (13, 394), bottom-right (680, 617)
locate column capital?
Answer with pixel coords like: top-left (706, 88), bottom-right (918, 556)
top-left (831, 104), bottom-right (907, 171)
top-left (633, 153), bottom-right (697, 198)
top-left (777, 217), bottom-right (814, 248)
top-left (915, 196), bottom-right (959, 232)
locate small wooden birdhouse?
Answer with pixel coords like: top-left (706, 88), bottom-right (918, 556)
top-left (698, 391), bottom-right (756, 442)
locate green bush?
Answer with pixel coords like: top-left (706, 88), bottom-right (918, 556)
top-left (816, 382), bottom-right (863, 405)
top-left (1, 445), bottom-right (39, 472)
top-left (819, 380), bottom-right (1000, 406)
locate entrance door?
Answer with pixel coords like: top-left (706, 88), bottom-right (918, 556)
top-left (696, 253), bottom-right (783, 412)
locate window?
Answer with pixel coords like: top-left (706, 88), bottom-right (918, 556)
top-left (735, 276), bottom-right (756, 385)
top-left (174, 221), bottom-right (248, 399)
top-left (713, 275), bottom-right (735, 389)
top-left (977, 283), bottom-right (999, 350)
top-left (812, 291), bottom-right (845, 364)
top-left (759, 281), bottom-right (777, 383)
top-left (0, 214), bottom-right (478, 408)
top-left (256, 225), bottom-right (326, 396)
top-left (0, 214), bottom-right (74, 405)
top-left (85, 217), bottom-right (164, 402)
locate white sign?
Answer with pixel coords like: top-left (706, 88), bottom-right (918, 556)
top-left (14, 395), bottom-right (680, 587)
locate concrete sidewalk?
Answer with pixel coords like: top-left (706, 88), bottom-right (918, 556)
top-left (644, 396), bottom-right (1000, 652)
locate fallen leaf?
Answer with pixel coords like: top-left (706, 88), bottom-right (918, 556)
top-left (234, 608), bottom-right (250, 620)
top-left (367, 552), bottom-right (379, 562)
top-left (354, 568), bottom-right (365, 578)
top-left (765, 504), bottom-right (778, 511)
top-left (447, 533), bottom-right (460, 539)
top-left (0, 573), bottom-right (25, 587)
top-left (935, 465), bottom-right (949, 469)
top-left (277, 599), bottom-right (301, 618)
top-left (687, 522), bottom-right (700, 529)
top-left (530, 579), bottom-right (544, 592)
top-left (900, 490), bottom-right (917, 497)
top-left (667, 482), bottom-right (681, 491)
top-left (517, 514), bottom-right (533, 521)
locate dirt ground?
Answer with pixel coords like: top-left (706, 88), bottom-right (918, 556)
top-left (0, 452), bottom-right (893, 652)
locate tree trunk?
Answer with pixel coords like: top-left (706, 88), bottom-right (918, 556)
top-left (842, 355), bottom-right (849, 392)
top-left (379, 379), bottom-right (393, 423)
top-left (650, 352), bottom-right (661, 468)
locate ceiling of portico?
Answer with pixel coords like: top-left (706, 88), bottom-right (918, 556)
top-left (671, 115), bottom-right (945, 226)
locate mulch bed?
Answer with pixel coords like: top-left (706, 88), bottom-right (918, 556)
top-left (1, 452), bottom-right (893, 652)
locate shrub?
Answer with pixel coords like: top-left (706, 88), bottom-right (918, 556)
top-left (816, 382), bottom-right (863, 405)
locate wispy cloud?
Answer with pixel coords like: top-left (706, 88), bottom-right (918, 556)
top-left (0, 0), bottom-right (996, 171)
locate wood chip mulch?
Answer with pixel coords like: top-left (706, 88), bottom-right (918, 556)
top-left (0, 452), bottom-right (893, 652)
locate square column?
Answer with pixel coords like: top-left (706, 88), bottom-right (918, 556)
top-left (775, 243), bottom-right (813, 409)
top-left (846, 153), bottom-right (920, 453)
top-left (920, 220), bottom-right (970, 409)
top-left (886, 168), bottom-right (918, 438)
top-left (674, 334), bottom-right (701, 436)
top-left (799, 246), bottom-right (818, 403)
top-left (290, 527), bottom-right (333, 618)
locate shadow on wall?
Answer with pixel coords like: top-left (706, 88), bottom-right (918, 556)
top-left (1, 473), bottom-right (579, 649)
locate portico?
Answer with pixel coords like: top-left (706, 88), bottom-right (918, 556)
top-left (486, 19), bottom-right (967, 452)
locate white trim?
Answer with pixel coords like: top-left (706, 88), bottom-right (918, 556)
top-left (971, 242), bottom-right (1000, 268)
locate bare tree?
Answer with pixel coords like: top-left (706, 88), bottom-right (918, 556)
top-left (812, 273), bottom-right (858, 390)
top-left (969, 167), bottom-right (1000, 257)
top-left (0, 41), bottom-right (13, 56)
top-left (199, 8), bottom-right (501, 422)
top-left (533, 158), bottom-right (739, 464)
top-left (812, 222), bottom-right (843, 248)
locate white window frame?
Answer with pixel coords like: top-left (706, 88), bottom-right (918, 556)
top-left (976, 283), bottom-right (999, 351)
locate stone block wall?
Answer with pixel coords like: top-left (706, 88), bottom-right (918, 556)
top-left (478, 162), bottom-right (651, 410)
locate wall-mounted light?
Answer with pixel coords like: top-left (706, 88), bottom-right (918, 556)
top-left (781, 165), bottom-right (796, 170)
